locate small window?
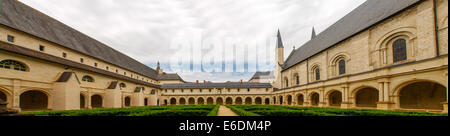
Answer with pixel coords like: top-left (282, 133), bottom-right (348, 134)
top-left (209, 89), bottom-right (212, 92)
top-left (296, 75), bottom-right (300, 85)
top-left (80, 58), bottom-right (84, 63)
top-left (338, 59), bottom-right (346, 75)
top-left (237, 89), bottom-right (240, 92)
top-left (82, 76), bottom-right (94, 82)
top-left (116, 69), bottom-right (119, 73)
top-left (172, 90), bottom-right (175, 93)
top-left (165, 89), bottom-right (167, 93)
top-left (7, 35), bottom-right (14, 42)
top-left (228, 89), bottom-right (231, 92)
top-left (266, 88), bottom-right (269, 92)
top-left (62, 52), bottom-right (67, 58)
top-left (124, 72), bottom-right (127, 75)
top-left (393, 39), bottom-right (407, 63)
top-left (94, 63), bottom-right (98, 67)
top-left (106, 66), bottom-right (109, 70)
top-left (181, 90), bottom-right (184, 93)
top-left (39, 45), bottom-right (45, 51)
top-left (247, 88), bottom-right (250, 92)
top-left (200, 89), bottom-right (203, 92)
top-left (315, 68), bottom-right (321, 81)
top-left (119, 83), bottom-right (126, 88)
top-left (190, 89), bottom-right (193, 93)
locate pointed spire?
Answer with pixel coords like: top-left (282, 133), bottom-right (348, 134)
top-left (277, 29), bottom-right (284, 48)
top-left (311, 27), bottom-right (317, 40)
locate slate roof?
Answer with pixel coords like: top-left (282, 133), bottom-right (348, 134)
top-left (0, 0), bottom-right (159, 79)
top-left (283, 0), bottom-right (422, 70)
top-left (158, 73), bottom-right (185, 82)
top-left (277, 29), bottom-right (284, 48)
top-left (161, 82), bottom-right (272, 89)
top-left (250, 71), bottom-right (275, 80)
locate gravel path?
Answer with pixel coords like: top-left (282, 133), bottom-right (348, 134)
top-left (217, 106), bottom-right (239, 116)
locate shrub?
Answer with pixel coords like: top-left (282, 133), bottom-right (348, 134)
top-left (207, 105), bottom-right (220, 116)
top-left (226, 105), bottom-right (261, 116)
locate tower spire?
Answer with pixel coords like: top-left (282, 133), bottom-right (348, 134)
top-left (311, 27), bottom-right (317, 40)
top-left (277, 29), bottom-right (284, 48)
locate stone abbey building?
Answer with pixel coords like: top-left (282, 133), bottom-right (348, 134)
top-left (0, 0), bottom-right (448, 113)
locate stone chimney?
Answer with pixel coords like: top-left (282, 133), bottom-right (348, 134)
top-left (156, 61), bottom-right (164, 74)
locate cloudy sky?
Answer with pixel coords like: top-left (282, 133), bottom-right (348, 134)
top-left (19, 0), bottom-right (366, 82)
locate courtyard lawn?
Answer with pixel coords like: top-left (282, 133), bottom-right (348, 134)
top-left (226, 105), bottom-right (448, 116)
top-left (25, 105), bottom-right (220, 116)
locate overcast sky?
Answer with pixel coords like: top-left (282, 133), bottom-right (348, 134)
top-left (19, 0), bottom-right (366, 82)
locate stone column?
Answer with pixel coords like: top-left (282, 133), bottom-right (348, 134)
top-left (341, 85), bottom-right (352, 109)
top-left (319, 89), bottom-right (327, 107)
top-left (378, 80), bottom-right (394, 110)
top-left (12, 79), bottom-right (21, 111)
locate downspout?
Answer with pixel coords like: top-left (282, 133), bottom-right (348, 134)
top-left (433, 0), bottom-right (440, 57)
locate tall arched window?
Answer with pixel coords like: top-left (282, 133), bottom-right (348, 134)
top-left (81, 76), bottom-right (94, 82)
top-left (393, 39), bottom-right (407, 63)
top-left (315, 68), bottom-right (321, 81)
top-left (338, 59), bottom-right (346, 75)
top-left (284, 77), bottom-right (289, 87)
top-left (294, 74), bottom-right (300, 85)
top-left (0, 60), bottom-right (27, 71)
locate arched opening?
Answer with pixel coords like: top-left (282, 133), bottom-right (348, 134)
top-left (265, 98), bottom-right (270, 105)
top-left (310, 93), bottom-right (320, 106)
top-left (355, 87), bottom-right (379, 108)
top-left (216, 98), bottom-right (224, 105)
top-left (255, 97), bottom-right (262, 105)
top-left (91, 95), bottom-right (103, 108)
top-left (188, 98), bottom-right (195, 105)
top-left (297, 94), bottom-right (304, 106)
top-left (329, 91), bottom-right (342, 107)
top-left (164, 100), bottom-right (168, 105)
top-left (198, 98), bottom-right (205, 105)
top-left (235, 97), bottom-right (243, 105)
top-left (144, 98), bottom-right (148, 106)
top-left (279, 96), bottom-right (284, 105)
top-left (82, 75), bottom-right (94, 82)
top-left (80, 94), bottom-right (86, 109)
top-left (226, 97), bottom-right (233, 105)
top-left (273, 97), bottom-right (276, 104)
top-left (245, 97), bottom-right (252, 105)
top-left (20, 91), bottom-right (48, 111)
top-left (207, 98), bottom-right (214, 105)
top-left (124, 96), bottom-right (131, 107)
top-left (0, 60), bottom-right (28, 72)
top-left (1, 90), bottom-right (8, 107)
top-left (287, 95), bottom-right (293, 105)
top-left (179, 98), bottom-right (186, 105)
top-left (170, 98), bottom-right (177, 105)
top-left (399, 82), bottom-right (447, 110)
top-left (338, 59), bottom-right (346, 75)
top-left (393, 39), bottom-right (407, 63)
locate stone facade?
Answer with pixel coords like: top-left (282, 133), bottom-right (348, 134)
top-left (0, 0), bottom-right (448, 113)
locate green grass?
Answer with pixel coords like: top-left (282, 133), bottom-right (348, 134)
top-left (25, 105), bottom-right (218, 116)
top-left (207, 105), bottom-right (220, 116)
top-left (227, 105), bottom-right (448, 116)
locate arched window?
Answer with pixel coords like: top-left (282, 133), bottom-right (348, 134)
top-left (295, 74), bottom-right (300, 85)
top-left (393, 39), bottom-right (407, 63)
top-left (119, 83), bottom-right (126, 88)
top-left (0, 60), bottom-right (27, 71)
top-left (81, 76), bottom-right (94, 82)
top-left (284, 77), bottom-right (289, 87)
top-left (315, 68), bottom-right (321, 81)
top-left (338, 59), bottom-right (346, 75)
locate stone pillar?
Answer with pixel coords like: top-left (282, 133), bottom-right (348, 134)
top-left (12, 79), bottom-right (21, 111)
top-left (87, 91), bottom-right (92, 109)
top-left (341, 85), bottom-right (352, 109)
top-left (377, 80), bottom-right (394, 110)
top-left (319, 89), bottom-right (327, 107)
top-left (442, 102), bottom-right (448, 113)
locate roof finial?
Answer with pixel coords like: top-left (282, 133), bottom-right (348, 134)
top-left (311, 27), bottom-right (317, 40)
top-left (277, 29), bottom-right (284, 48)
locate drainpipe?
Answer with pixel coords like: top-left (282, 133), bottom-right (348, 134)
top-left (433, 0), bottom-right (440, 57)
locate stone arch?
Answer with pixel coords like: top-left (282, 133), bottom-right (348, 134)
top-left (273, 96), bottom-right (277, 104)
top-left (287, 95), bottom-right (293, 105)
top-left (144, 98), bottom-right (149, 106)
top-left (310, 63), bottom-right (322, 81)
top-left (328, 90), bottom-right (343, 107)
top-left (188, 97), bottom-right (196, 105)
top-left (207, 97), bottom-right (214, 105)
top-left (396, 81), bottom-right (447, 110)
top-left (265, 98), bottom-right (270, 105)
top-left (179, 98), bottom-right (186, 105)
top-left (245, 97), bottom-right (252, 105)
top-left (216, 97), bottom-right (224, 105)
top-left (235, 97), bottom-right (243, 105)
top-left (124, 96), bottom-right (131, 107)
top-left (20, 90), bottom-right (49, 111)
top-left (279, 95), bottom-right (284, 105)
top-left (198, 97), bottom-right (205, 105)
top-left (91, 94), bottom-right (103, 108)
top-left (296, 93), bottom-right (304, 106)
top-left (354, 87), bottom-right (379, 108)
top-left (80, 94), bottom-right (86, 109)
top-left (374, 27), bottom-right (417, 65)
top-left (226, 97), bottom-right (233, 105)
top-left (255, 97), bottom-right (262, 105)
top-left (310, 92), bottom-right (320, 106)
top-left (330, 53), bottom-right (351, 76)
top-left (170, 98), bottom-right (177, 105)
top-left (0, 88), bottom-right (12, 108)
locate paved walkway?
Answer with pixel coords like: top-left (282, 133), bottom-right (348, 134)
top-left (217, 106), bottom-right (239, 116)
